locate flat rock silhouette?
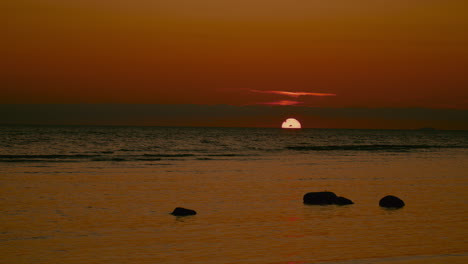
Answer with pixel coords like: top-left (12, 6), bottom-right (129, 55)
top-left (303, 191), bottom-right (354, 205)
top-left (171, 207), bottom-right (197, 216)
top-left (379, 195), bottom-right (405, 208)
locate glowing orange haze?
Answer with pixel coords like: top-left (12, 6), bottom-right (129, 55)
top-left (2, 1), bottom-right (468, 128)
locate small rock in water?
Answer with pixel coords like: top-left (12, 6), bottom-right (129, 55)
top-left (303, 191), bottom-right (338, 205)
top-left (171, 207), bottom-right (197, 216)
top-left (379, 195), bottom-right (405, 208)
top-left (303, 191), bottom-right (353, 205)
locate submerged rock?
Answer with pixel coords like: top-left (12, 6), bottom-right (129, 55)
top-left (303, 191), bottom-right (353, 205)
top-left (171, 207), bottom-right (197, 216)
top-left (379, 195), bottom-right (405, 208)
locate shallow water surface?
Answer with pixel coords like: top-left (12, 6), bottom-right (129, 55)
top-left (1, 126), bottom-right (467, 263)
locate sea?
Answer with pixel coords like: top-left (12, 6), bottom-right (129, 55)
top-left (1, 125), bottom-right (467, 264)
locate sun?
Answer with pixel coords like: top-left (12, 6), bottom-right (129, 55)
top-left (281, 118), bottom-right (302, 129)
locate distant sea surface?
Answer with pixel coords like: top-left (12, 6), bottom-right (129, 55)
top-left (1, 126), bottom-right (467, 264)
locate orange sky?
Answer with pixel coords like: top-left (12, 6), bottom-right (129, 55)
top-left (2, 1), bottom-right (468, 128)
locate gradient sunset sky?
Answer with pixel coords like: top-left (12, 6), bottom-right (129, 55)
top-left (3, 1), bottom-right (468, 129)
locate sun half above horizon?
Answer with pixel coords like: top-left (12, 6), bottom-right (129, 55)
top-left (281, 118), bottom-right (302, 129)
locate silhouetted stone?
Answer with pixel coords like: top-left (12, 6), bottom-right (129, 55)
top-left (171, 207), bottom-right (197, 216)
top-left (303, 191), bottom-right (354, 206)
top-left (335, 196), bottom-right (354, 205)
top-left (303, 191), bottom-right (338, 205)
top-left (379, 195), bottom-right (405, 208)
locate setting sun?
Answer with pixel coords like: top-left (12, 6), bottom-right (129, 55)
top-left (281, 118), bottom-right (302, 129)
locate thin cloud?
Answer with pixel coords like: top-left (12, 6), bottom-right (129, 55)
top-left (258, 100), bottom-right (303, 106)
top-left (250, 90), bottom-right (336, 98)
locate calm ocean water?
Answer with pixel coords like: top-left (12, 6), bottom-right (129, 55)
top-left (1, 126), bottom-right (467, 264)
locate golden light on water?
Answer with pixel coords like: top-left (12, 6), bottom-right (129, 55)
top-left (281, 118), bottom-right (302, 129)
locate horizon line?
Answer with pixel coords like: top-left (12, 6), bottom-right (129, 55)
top-left (0, 123), bottom-right (462, 131)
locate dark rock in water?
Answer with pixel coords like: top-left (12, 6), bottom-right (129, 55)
top-left (303, 191), bottom-right (337, 205)
top-left (303, 191), bottom-right (354, 206)
top-left (335, 196), bottom-right (354, 205)
top-left (171, 207), bottom-right (197, 216)
top-left (379, 195), bottom-right (405, 208)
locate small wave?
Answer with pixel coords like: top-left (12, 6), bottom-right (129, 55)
top-left (118, 148), bottom-right (133, 152)
top-left (0, 235), bottom-right (54, 242)
top-left (0, 159), bottom-right (79, 163)
top-left (0, 154), bottom-right (100, 162)
top-left (91, 157), bottom-right (127, 162)
top-left (205, 154), bottom-right (252, 157)
top-left (286, 144), bottom-right (465, 152)
top-left (144, 163), bottom-right (173, 166)
top-left (143, 154), bottom-right (195, 158)
top-left (197, 157), bottom-right (214, 160)
top-left (135, 158), bottom-right (162, 161)
top-left (0, 153), bottom-right (199, 163)
top-left (0, 154), bottom-right (100, 159)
